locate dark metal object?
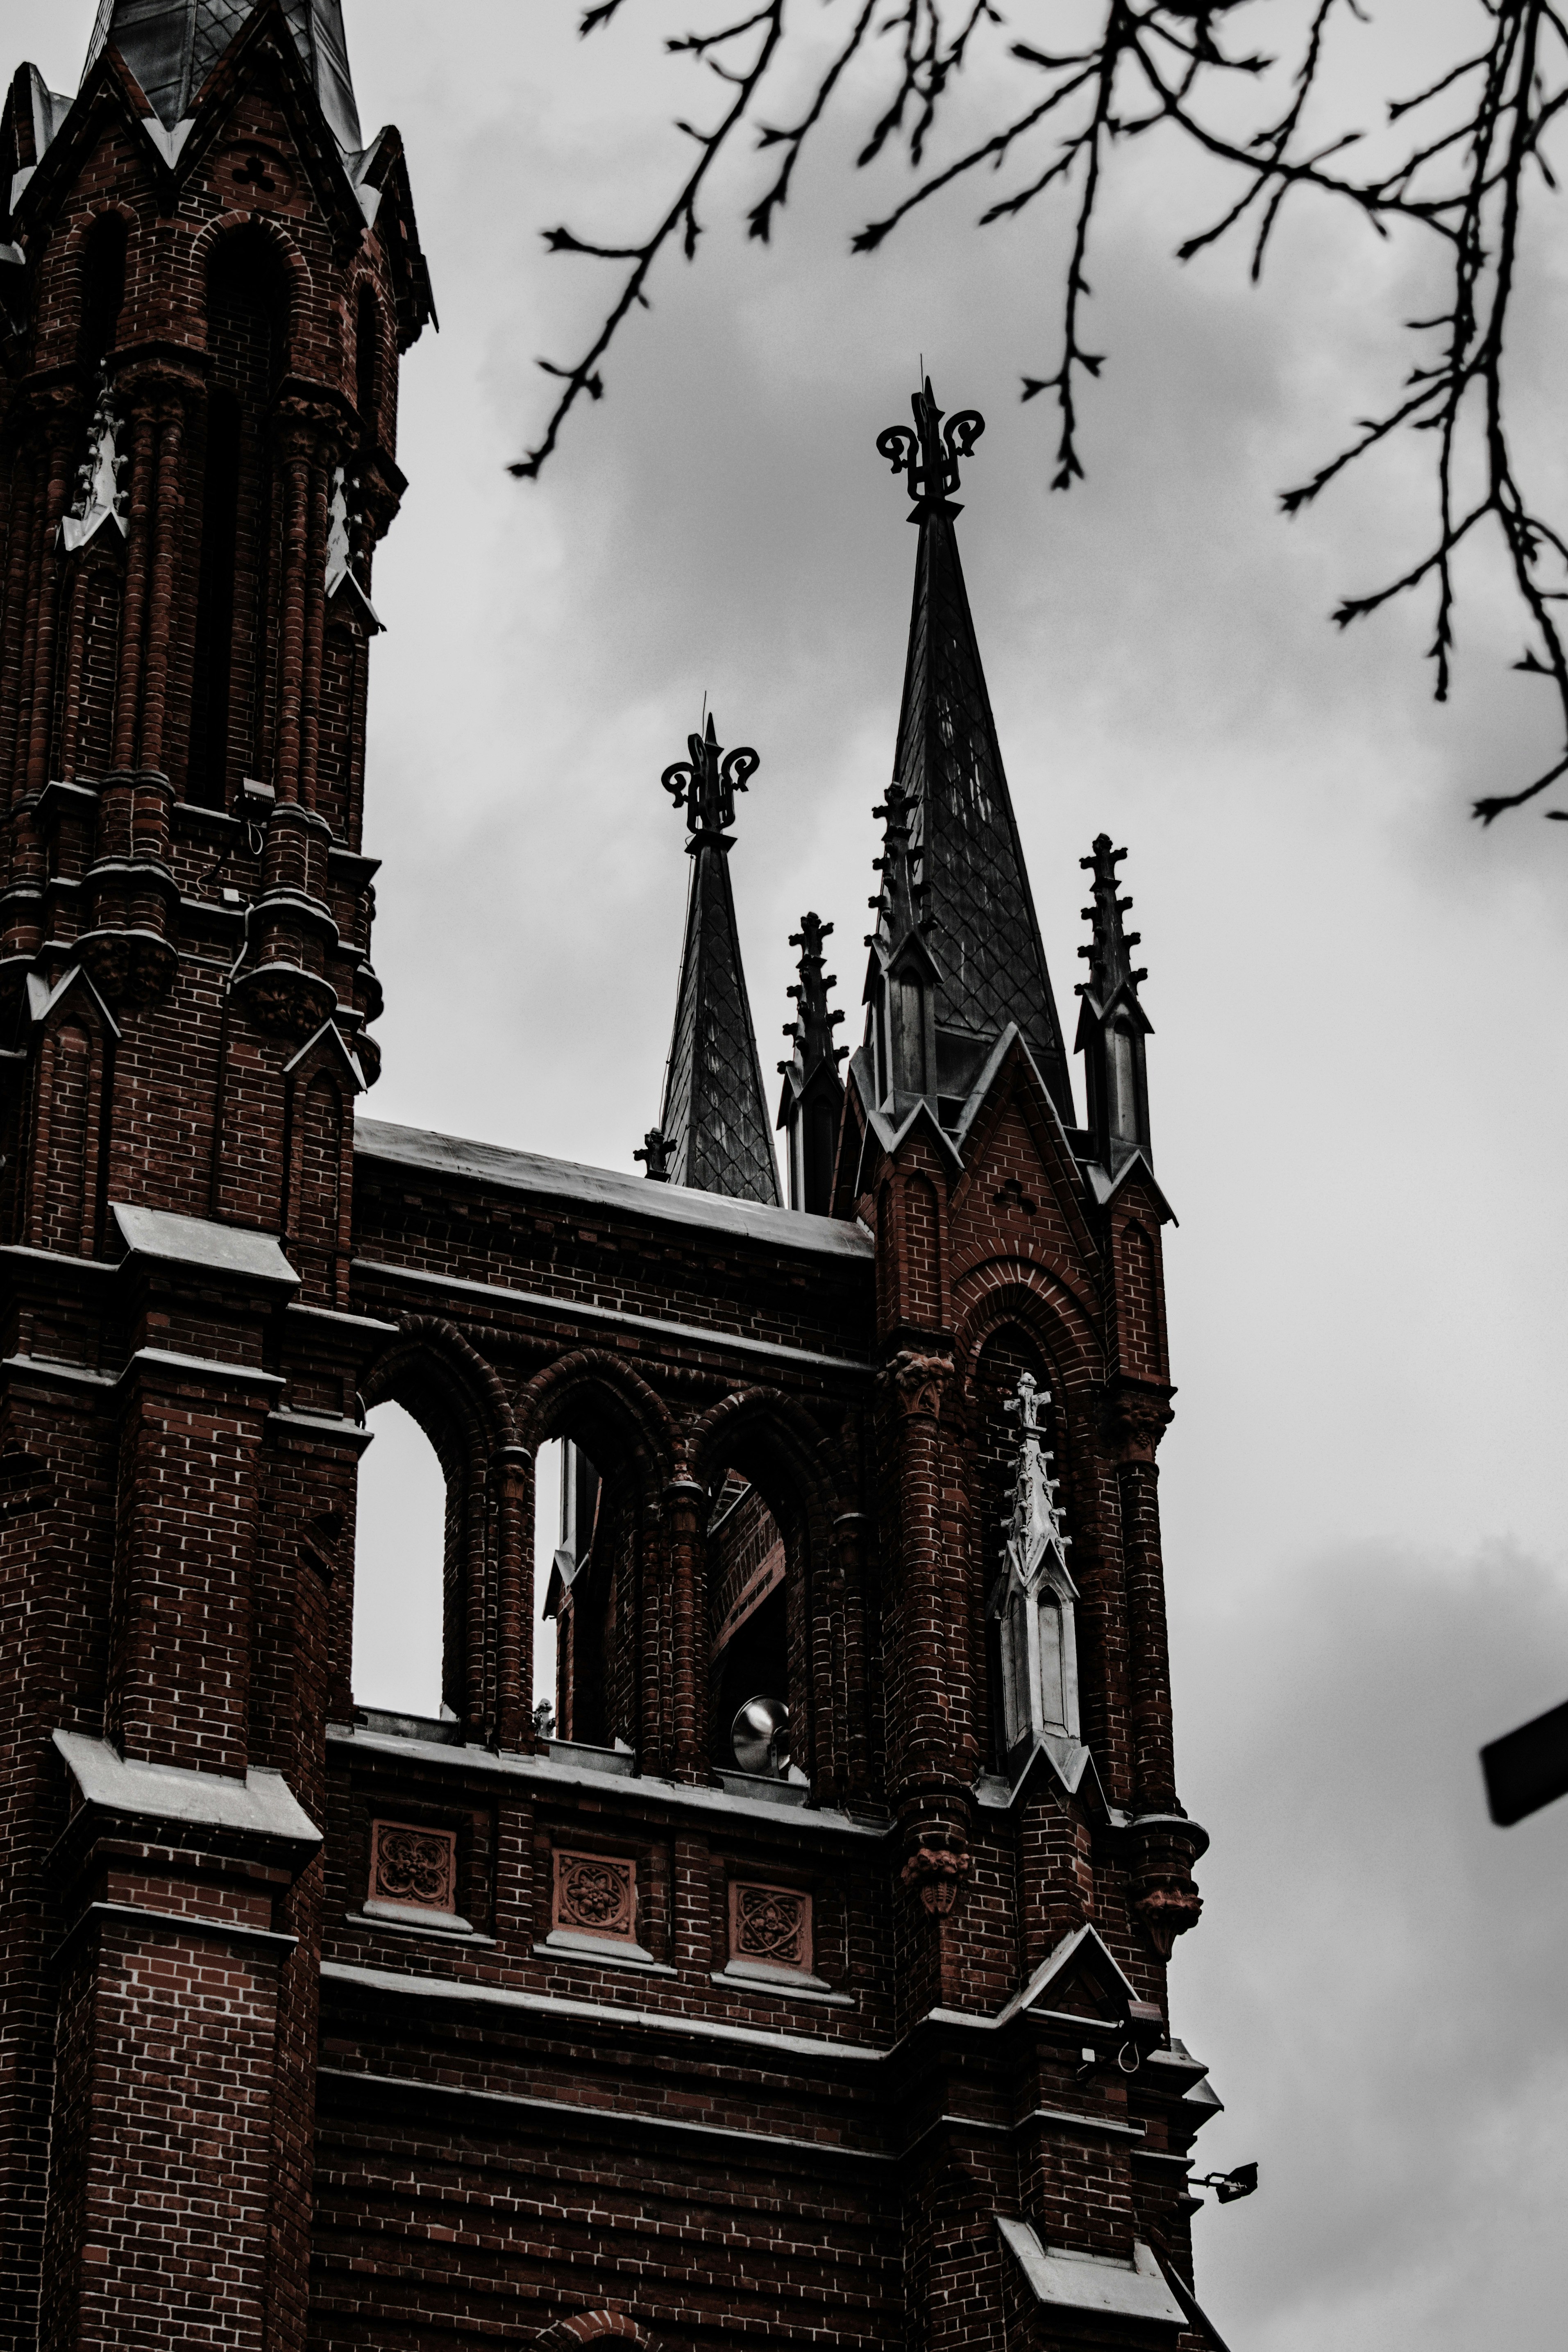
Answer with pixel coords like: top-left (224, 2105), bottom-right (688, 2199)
top-left (1191, 2162), bottom-right (1258, 2206)
top-left (1481, 1697), bottom-right (1568, 1825)
top-left (661, 711), bottom-right (759, 840)
top-left (730, 1694), bottom-right (790, 1778)
top-left (877, 376), bottom-right (984, 518)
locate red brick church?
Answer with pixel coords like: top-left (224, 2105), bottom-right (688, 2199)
top-left (0, 7), bottom-right (1233, 2347)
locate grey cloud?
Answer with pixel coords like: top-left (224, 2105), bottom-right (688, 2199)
top-left (10, 5), bottom-right (1563, 2339)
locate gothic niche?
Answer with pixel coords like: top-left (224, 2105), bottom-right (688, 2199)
top-left (708, 1473), bottom-right (792, 1779)
top-left (988, 1370), bottom-right (1080, 1771)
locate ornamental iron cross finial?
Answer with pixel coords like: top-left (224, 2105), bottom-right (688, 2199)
top-left (660, 711), bottom-right (760, 841)
top-left (876, 376), bottom-right (985, 518)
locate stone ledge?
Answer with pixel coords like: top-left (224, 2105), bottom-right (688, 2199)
top-left (995, 2217), bottom-right (1185, 2330)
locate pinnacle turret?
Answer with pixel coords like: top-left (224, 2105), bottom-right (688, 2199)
top-left (776, 913), bottom-right (846, 1214)
top-left (1074, 834), bottom-right (1154, 1174)
top-left (650, 716), bottom-right (781, 1206)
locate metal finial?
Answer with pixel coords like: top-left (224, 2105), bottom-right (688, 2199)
top-left (876, 376), bottom-right (985, 518)
top-left (634, 1126), bottom-right (672, 1181)
top-left (660, 710), bottom-right (760, 841)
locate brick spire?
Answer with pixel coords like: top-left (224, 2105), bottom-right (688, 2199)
top-left (875, 379), bottom-right (1074, 1126)
top-left (653, 715), bottom-right (782, 1205)
top-left (84, 0), bottom-right (362, 152)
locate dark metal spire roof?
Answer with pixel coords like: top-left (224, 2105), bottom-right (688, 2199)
top-left (876, 379), bottom-right (1074, 1124)
top-left (651, 716), bottom-right (782, 1207)
top-left (84, 0), bottom-right (362, 152)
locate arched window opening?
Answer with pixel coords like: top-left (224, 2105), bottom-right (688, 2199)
top-left (540, 1436), bottom-right (615, 1748)
top-left (353, 1401), bottom-right (448, 1723)
top-left (708, 1473), bottom-right (795, 1781)
top-left (188, 228), bottom-right (282, 808)
top-left (81, 213), bottom-right (127, 372)
top-left (532, 1436), bottom-right (565, 1737)
top-left (355, 285), bottom-right (380, 441)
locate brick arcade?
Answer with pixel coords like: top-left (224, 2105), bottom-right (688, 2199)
top-left (0, 7), bottom-right (1230, 2349)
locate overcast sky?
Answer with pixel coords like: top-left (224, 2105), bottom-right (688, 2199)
top-left (15, 4), bottom-right (1568, 2344)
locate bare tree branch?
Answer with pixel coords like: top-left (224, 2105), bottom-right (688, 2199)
top-left (522, 1), bottom-right (1568, 822)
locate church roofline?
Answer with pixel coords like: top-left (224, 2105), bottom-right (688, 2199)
top-left (354, 1118), bottom-right (874, 1264)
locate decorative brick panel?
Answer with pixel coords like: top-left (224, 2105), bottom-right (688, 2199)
top-left (728, 1880), bottom-right (813, 1975)
top-left (553, 1850), bottom-right (637, 1944)
top-left (368, 1821), bottom-right (458, 1914)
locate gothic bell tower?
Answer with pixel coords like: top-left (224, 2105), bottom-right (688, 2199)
top-left (0, 9), bottom-right (429, 2347)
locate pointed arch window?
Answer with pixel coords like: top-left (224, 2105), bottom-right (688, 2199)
top-left (188, 227), bottom-right (284, 808)
top-left (355, 284), bottom-right (381, 443)
top-left (80, 211), bottom-right (127, 371)
top-left (708, 1474), bottom-right (792, 1779)
top-left (353, 1401), bottom-right (448, 1723)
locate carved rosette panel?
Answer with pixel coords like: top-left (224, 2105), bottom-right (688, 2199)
top-left (553, 1850), bottom-right (637, 1943)
top-left (369, 1820), bottom-right (457, 1913)
top-left (728, 1881), bottom-right (812, 1975)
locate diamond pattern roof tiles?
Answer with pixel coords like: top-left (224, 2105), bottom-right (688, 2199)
top-left (890, 510), bottom-right (1073, 1122)
top-left (659, 840), bottom-right (782, 1207)
top-left (86, 0), bottom-right (360, 150)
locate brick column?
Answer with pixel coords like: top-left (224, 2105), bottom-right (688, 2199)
top-left (136, 390), bottom-right (188, 776)
top-left (23, 401), bottom-right (77, 797)
top-left (833, 1507), bottom-right (873, 1803)
top-left (110, 399), bottom-right (157, 772)
top-left (664, 1474), bottom-right (708, 1783)
top-left (495, 1442), bottom-right (534, 1750)
top-left (105, 1353), bottom-right (282, 1778)
top-left (1105, 1379), bottom-right (1204, 1959)
top-left (881, 1349), bottom-right (973, 1925)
